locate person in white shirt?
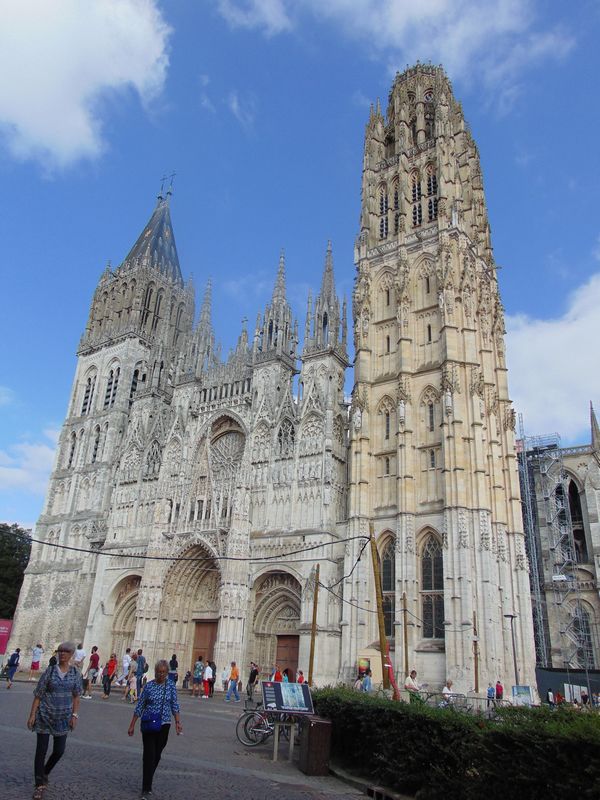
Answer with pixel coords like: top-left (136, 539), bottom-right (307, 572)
top-left (404, 669), bottom-right (421, 702)
top-left (221, 666), bottom-right (229, 692)
top-left (117, 648), bottom-right (132, 686)
top-left (73, 644), bottom-right (86, 671)
top-left (203, 662), bottom-right (213, 698)
top-left (441, 679), bottom-right (454, 704)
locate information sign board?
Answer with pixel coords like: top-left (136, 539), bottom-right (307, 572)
top-left (261, 681), bottom-right (314, 714)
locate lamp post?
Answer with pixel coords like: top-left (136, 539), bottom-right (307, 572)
top-left (504, 613), bottom-right (519, 687)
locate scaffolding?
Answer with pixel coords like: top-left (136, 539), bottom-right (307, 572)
top-left (518, 417), bottom-right (594, 689)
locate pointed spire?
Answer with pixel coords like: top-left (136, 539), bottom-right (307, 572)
top-left (272, 249), bottom-right (287, 304)
top-left (320, 240), bottom-right (335, 301)
top-left (591, 402), bottom-right (600, 454)
top-left (199, 279), bottom-right (212, 328)
top-left (122, 192), bottom-right (183, 286)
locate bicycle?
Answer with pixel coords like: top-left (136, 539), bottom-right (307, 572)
top-left (235, 706), bottom-right (291, 747)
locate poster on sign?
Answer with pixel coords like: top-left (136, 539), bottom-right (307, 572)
top-left (261, 681), bottom-right (314, 714)
top-left (0, 620), bottom-right (13, 655)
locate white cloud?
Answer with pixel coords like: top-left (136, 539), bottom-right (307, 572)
top-left (0, 386), bottom-right (15, 407)
top-left (199, 74), bottom-right (216, 113)
top-left (215, 1), bottom-right (574, 94)
top-left (506, 273), bottom-right (600, 442)
top-left (0, 0), bottom-right (171, 168)
top-left (227, 90), bottom-right (257, 130)
top-left (0, 428), bottom-right (58, 495)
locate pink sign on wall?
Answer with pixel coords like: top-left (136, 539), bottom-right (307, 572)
top-left (0, 620), bottom-right (13, 655)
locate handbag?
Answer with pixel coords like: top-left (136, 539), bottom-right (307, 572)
top-left (140, 682), bottom-right (167, 733)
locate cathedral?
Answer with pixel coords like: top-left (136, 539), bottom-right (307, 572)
top-left (10, 64), bottom-right (536, 693)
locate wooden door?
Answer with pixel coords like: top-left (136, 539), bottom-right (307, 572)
top-left (193, 620), bottom-right (218, 669)
top-left (276, 634), bottom-right (299, 680)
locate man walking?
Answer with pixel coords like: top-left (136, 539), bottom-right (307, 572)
top-left (73, 643), bottom-right (86, 671)
top-left (136, 649), bottom-right (147, 697)
top-left (224, 661), bottom-right (241, 702)
top-left (83, 646), bottom-right (100, 697)
top-left (246, 662), bottom-right (259, 701)
top-left (118, 647), bottom-right (132, 686)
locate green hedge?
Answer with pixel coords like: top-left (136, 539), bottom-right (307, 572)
top-left (313, 688), bottom-right (600, 799)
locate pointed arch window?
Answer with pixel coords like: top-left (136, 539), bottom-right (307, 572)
top-left (141, 285), bottom-right (154, 330)
top-left (428, 402), bottom-right (435, 432)
top-left (67, 432), bottom-right (77, 469)
top-left (385, 411), bottom-right (390, 440)
top-left (427, 324), bottom-right (432, 343)
top-left (152, 291), bottom-right (163, 333)
top-left (278, 419), bottom-right (295, 457)
top-left (81, 374), bottom-right (96, 415)
top-left (568, 480), bottom-right (588, 563)
top-left (91, 426), bottom-right (101, 463)
top-left (384, 456), bottom-right (390, 475)
top-left (572, 605), bottom-right (595, 668)
top-left (411, 172), bottom-right (422, 227)
top-left (393, 183), bottom-right (399, 211)
top-left (379, 185), bottom-right (389, 239)
top-left (421, 535), bottom-right (444, 639)
top-left (322, 312), bottom-right (329, 344)
top-left (380, 538), bottom-right (396, 638)
top-left (104, 367), bottom-right (120, 409)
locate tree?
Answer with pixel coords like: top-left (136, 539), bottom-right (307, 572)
top-left (0, 523), bottom-right (32, 618)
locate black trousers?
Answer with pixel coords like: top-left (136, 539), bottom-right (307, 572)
top-left (34, 733), bottom-right (67, 787)
top-left (103, 674), bottom-right (113, 696)
top-left (141, 723), bottom-right (170, 791)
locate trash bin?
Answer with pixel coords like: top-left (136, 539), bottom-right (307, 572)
top-left (298, 716), bottom-right (332, 775)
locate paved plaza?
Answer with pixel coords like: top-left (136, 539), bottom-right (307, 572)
top-left (0, 681), bottom-right (360, 800)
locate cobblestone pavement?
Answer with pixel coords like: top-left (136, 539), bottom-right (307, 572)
top-left (0, 681), bottom-right (361, 800)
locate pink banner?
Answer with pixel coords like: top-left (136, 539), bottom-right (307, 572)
top-left (0, 620), bottom-right (13, 655)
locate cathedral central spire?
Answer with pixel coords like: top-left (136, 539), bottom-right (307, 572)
top-left (122, 192), bottom-right (183, 286)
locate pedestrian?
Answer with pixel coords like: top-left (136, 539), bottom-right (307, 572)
top-left (441, 679), bottom-right (454, 704)
top-left (362, 669), bottom-right (373, 693)
top-left (83, 645), bottom-right (100, 696)
top-left (486, 682), bottom-right (495, 708)
top-left (209, 661), bottom-right (217, 696)
top-left (124, 655), bottom-right (138, 703)
top-left (353, 674), bottom-right (363, 691)
top-left (297, 670), bottom-right (305, 684)
top-left (128, 659), bottom-right (182, 800)
top-left (282, 668), bottom-right (290, 682)
top-left (136, 649), bottom-right (147, 697)
top-left (27, 640), bottom-right (82, 799)
top-left (6, 647), bottom-right (21, 688)
top-left (73, 643), bottom-right (86, 671)
top-left (203, 661), bottom-right (213, 699)
top-left (101, 653), bottom-right (117, 698)
top-left (246, 662), bottom-right (259, 700)
top-left (224, 661), bottom-right (241, 702)
top-left (581, 689), bottom-right (589, 706)
top-left (221, 665), bottom-right (229, 692)
top-left (495, 679), bottom-right (504, 702)
top-left (182, 670), bottom-right (191, 691)
top-left (168, 653), bottom-right (178, 684)
top-left (29, 644), bottom-right (44, 681)
top-left (404, 670), bottom-right (421, 702)
top-left (117, 647), bottom-right (132, 686)
top-left (192, 655), bottom-right (204, 697)
top-left (546, 689), bottom-right (555, 708)
top-left (272, 665), bottom-right (282, 682)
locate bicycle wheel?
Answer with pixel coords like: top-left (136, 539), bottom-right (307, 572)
top-left (239, 711), bottom-right (270, 746)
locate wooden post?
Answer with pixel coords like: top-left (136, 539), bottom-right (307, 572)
top-left (402, 591), bottom-right (409, 679)
top-left (369, 523), bottom-right (389, 689)
top-left (308, 563), bottom-right (320, 686)
top-left (473, 610), bottom-right (479, 694)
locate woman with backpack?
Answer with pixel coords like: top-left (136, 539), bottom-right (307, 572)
top-left (26, 641), bottom-right (82, 800)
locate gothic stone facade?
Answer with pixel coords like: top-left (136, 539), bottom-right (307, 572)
top-left (10, 65), bottom-right (536, 693)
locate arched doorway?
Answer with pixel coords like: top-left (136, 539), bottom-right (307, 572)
top-left (251, 572), bottom-right (302, 679)
top-left (160, 543), bottom-right (220, 671)
top-left (111, 575), bottom-right (141, 657)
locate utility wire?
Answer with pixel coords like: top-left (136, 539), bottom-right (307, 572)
top-left (22, 533), bottom-right (366, 564)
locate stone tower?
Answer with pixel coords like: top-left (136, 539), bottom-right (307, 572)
top-left (10, 190), bottom-right (194, 649)
top-left (344, 64), bottom-right (535, 692)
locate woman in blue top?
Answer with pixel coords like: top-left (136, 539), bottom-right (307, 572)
top-left (27, 641), bottom-right (82, 799)
top-left (128, 659), bottom-right (182, 799)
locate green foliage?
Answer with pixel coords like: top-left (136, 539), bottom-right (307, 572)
top-left (313, 687), bottom-right (600, 800)
top-left (0, 523), bottom-right (31, 618)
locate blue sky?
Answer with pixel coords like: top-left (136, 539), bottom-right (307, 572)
top-left (1, 0), bottom-right (599, 527)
